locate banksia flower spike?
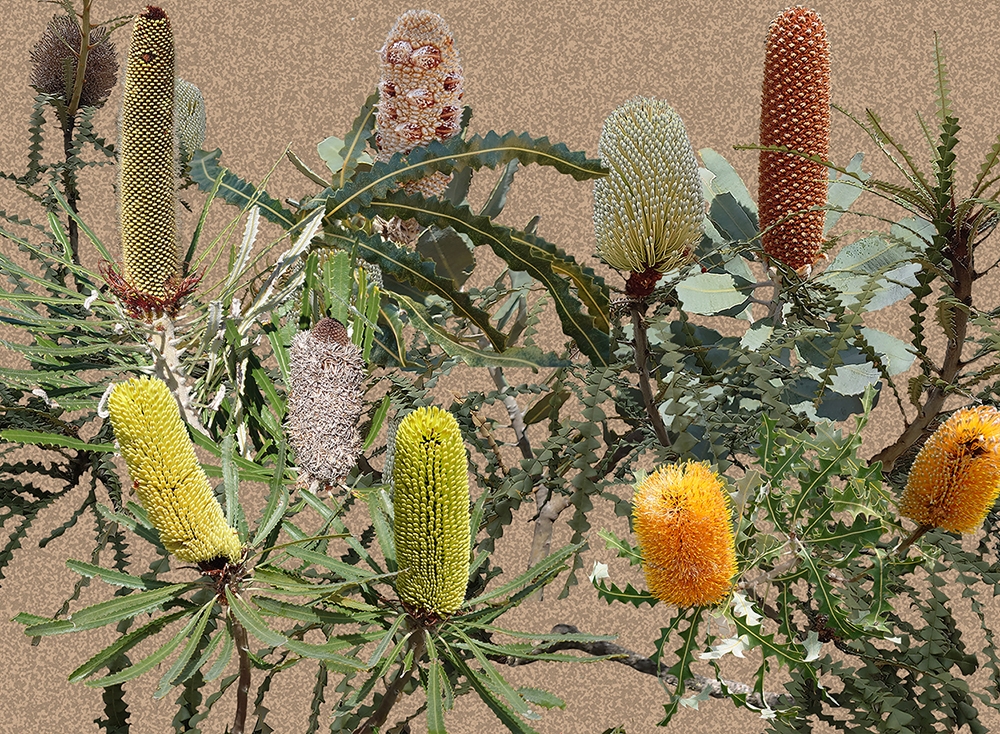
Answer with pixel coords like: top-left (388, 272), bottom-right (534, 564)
top-left (175, 78), bottom-right (207, 170)
top-left (632, 461), bottom-right (738, 607)
top-left (899, 406), bottom-right (1000, 534)
top-left (375, 9), bottom-right (464, 199)
top-left (758, 6), bottom-right (831, 275)
top-left (286, 318), bottom-right (366, 490)
top-left (593, 97), bottom-right (704, 299)
top-left (393, 406), bottom-right (471, 618)
top-left (30, 14), bottom-right (118, 111)
top-left (108, 376), bottom-right (243, 564)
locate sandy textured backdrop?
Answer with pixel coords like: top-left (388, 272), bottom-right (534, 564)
top-left (2, 0), bottom-right (999, 732)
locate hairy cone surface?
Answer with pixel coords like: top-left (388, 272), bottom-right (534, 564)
top-left (758, 5), bottom-right (830, 273)
top-left (30, 14), bottom-right (117, 107)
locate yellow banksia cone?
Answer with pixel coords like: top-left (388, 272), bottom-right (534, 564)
top-left (632, 462), bottom-right (738, 607)
top-left (375, 9), bottom-right (464, 198)
top-left (593, 96), bottom-right (704, 299)
top-left (758, 6), bottom-right (831, 274)
top-left (393, 406), bottom-right (471, 617)
top-left (899, 406), bottom-right (1000, 534)
top-left (108, 376), bottom-right (242, 564)
top-left (118, 6), bottom-right (178, 303)
top-left (30, 14), bottom-right (117, 109)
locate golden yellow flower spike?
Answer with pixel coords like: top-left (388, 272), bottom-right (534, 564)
top-left (900, 406), bottom-right (1000, 534)
top-left (632, 462), bottom-right (738, 607)
top-left (108, 376), bottom-right (242, 564)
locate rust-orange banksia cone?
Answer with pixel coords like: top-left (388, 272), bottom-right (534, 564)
top-left (758, 5), bottom-right (831, 274)
top-left (899, 406), bottom-right (1000, 534)
top-left (632, 462), bottom-right (738, 607)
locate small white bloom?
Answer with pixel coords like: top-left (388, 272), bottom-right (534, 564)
top-left (113, 323), bottom-right (125, 334)
top-left (209, 385), bottom-right (226, 412)
top-left (84, 290), bottom-right (100, 310)
top-left (760, 706), bottom-right (778, 721)
top-left (884, 635), bottom-right (902, 645)
top-left (230, 298), bottom-right (242, 318)
top-left (699, 634), bottom-right (750, 660)
top-left (731, 592), bottom-right (764, 626)
top-left (31, 388), bottom-right (58, 408)
top-left (802, 630), bottom-right (824, 662)
top-left (589, 561), bottom-right (610, 584)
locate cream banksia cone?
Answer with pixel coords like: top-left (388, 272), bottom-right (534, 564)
top-left (30, 14), bottom-right (117, 110)
top-left (758, 6), bottom-right (831, 275)
top-left (375, 9), bottom-right (464, 199)
top-left (108, 376), bottom-right (243, 564)
top-left (593, 97), bottom-right (704, 300)
top-left (393, 406), bottom-right (471, 617)
top-left (632, 462), bottom-right (737, 607)
top-left (899, 406), bottom-right (1000, 534)
top-left (286, 319), bottom-right (365, 489)
top-left (175, 78), bottom-right (206, 170)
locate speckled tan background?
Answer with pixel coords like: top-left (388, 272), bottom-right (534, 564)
top-left (2, 1), bottom-right (999, 732)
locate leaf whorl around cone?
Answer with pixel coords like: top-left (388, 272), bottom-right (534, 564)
top-left (30, 15), bottom-right (118, 108)
top-left (311, 317), bottom-right (350, 347)
top-left (119, 6), bottom-right (177, 302)
top-left (107, 377), bottom-right (242, 563)
top-left (593, 96), bottom-right (703, 277)
top-left (286, 329), bottom-right (365, 488)
top-left (175, 78), bottom-right (206, 169)
top-left (375, 9), bottom-right (464, 198)
top-left (393, 406), bottom-right (471, 617)
top-left (758, 5), bottom-right (830, 273)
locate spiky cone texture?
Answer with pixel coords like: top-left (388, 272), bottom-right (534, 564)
top-left (108, 377), bottom-right (242, 564)
top-left (175, 78), bottom-right (206, 169)
top-left (758, 6), bottom-right (831, 274)
top-left (375, 9), bottom-right (464, 198)
top-left (118, 6), bottom-right (177, 304)
top-left (286, 319), bottom-right (365, 488)
top-left (30, 14), bottom-right (118, 109)
top-left (899, 406), bottom-right (1000, 534)
top-left (393, 406), bottom-right (471, 617)
top-left (632, 462), bottom-right (738, 607)
top-left (593, 97), bottom-right (704, 297)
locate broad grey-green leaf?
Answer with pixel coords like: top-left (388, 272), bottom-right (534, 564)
top-left (860, 327), bottom-right (916, 375)
top-left (825, 152), bottom-right (870, 234)
top-left (676, 272), bottom-right (748, 315)
top-left (829, 361), bottom-right (881, 396)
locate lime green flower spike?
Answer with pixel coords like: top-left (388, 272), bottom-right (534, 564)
top-left (392, 405), bottom-right (471, 617)
top-left (108, 376), bottom-right (242, 564)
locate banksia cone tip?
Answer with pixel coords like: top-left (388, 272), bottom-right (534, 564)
top-left (375, 9), bottom-right (464, 198)
top-left (108, 377), bottom-right (242, 564)
top-left (593, 97), bottom-right (704, 299)
top-left (899, 406), bottom-right (1000, 534)
top-left (30, 14), bottom-right (118, 109)
top-left (118, 6), bottom-right (178, 306)
top-left (175, 78), bottom-right (206, 169)
top-left (393, 406), bottom-right (471, 617)
top-left (286, 319), bottom-right (365, 489)
top-left (632, 462), bottom-right (737, 607)
top-left (758, 6), bottom-right (830, 274)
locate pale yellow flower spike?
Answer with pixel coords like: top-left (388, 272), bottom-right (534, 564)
top-left (108, 376), bottom-right (242, 563)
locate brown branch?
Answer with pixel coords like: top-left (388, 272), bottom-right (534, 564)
top-left (355, 631), bottom-right (424, 734)
top-left (230, 617), bottom-right (252, 734)
top-left (629, 301), bottom-right (671, 448)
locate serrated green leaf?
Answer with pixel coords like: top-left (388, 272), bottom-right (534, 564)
top-left (188, 148), bottom-right (296, 228)
top-left (1, 430), bottom-right (114, 453)
top-left (465, 541), bottom-right (581, 608)
top-left (594, 580), bottom-right (658, 608)
top-left (154, 602), bottom-right (215, 698)
top-left (517, 688), bottom-right (565, 710)
top-left (225, 588), bottom-right (286, 647)
top-left (66, 559), bottom-right (169, 590)
top-left (252, 454), bottom-right (289, 549)
top-left (336, 91), bottom-right (379, 188)
top-left (24, 583), bottom-right (195, 636)
top-left (426, 635), bottom-right (447, 734)
top-left (362, 394), bottom-right (391, 452)
top-left (416, 226), bottom-right (475, 287)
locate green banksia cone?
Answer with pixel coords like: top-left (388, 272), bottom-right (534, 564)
top-left (393, 406), bottom-right (471, 617)
top-left (30, 14), bottom-right (118, 109)
top-left (108, 376), bottom-right (243, 564)
top-left (376, 9), bottom-right (464, 198)
top-left (593, 96), bottom-right (704, 299)
top-left (758, 6), bottom-right (831, 274)
top-left (118, 6), bottom-right (177, 303)
top-left (175, 78), bottom-right (206, 169)
top-left (286, 319), bottom-right (365, 489)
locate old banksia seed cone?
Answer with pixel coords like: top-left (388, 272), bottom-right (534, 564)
top-left (899, 406), bottom-right (1000, 534)
top-left (593, 97), bottom-right (704, 299)
top-left (393, 406), bottom-right (471, 617)
top-left (30, 14), bottom-right (118, 109)
top-left (108, 377), bottom-right (243, 564)
top-left (286, 319), bottom-right (365, 489)
top-left (376, 9), bottom-right (464, 198)
top-left (632, 462), bottom-right (738, 607)
top-left (758, 6), bottom-right (831, 274)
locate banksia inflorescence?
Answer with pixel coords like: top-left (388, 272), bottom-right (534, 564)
top-left (899, 406), bottom-right (1000, 534)
top-left (375, 9), bottom-right (464, 199)
top-left (393, 406), bottom-right (471, 618)
top-left (175, 78), bottom-right (206, 170)
top-left (286, 318), bottom-right (366, 490)
top-left (593, 96), bottom-right (704, 299)
top-left (632, 461), bottom-right (738, 607)
top-left (29, 14), bottom-right (118, 111)
top-left (108, 376), bottom-right (243, 564)
top-left (758, 6), bottom-right (831, 275)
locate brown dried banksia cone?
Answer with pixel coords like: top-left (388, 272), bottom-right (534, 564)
top-left (30, 14), bottom-right (118, 110)
top-left (758, 6), bottom-right (831, 275)
top-left (286, 318), bottom-right (366, 489)
top-left (375, 9), bottom-right (464, 199)
top-left (899, 406), bottom-right (1000, 534)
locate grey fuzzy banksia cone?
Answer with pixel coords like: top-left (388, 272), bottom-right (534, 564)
top-left (286, 319), bottom-right (365, 489)
top-left (30, 14), bottom-right (117, 110)
top-left (393, 406), bottom-right (471, 617)
top-left (593, 97), bottom-right (704, 299)
top-left (758, 5), bottom-right (831, 274)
